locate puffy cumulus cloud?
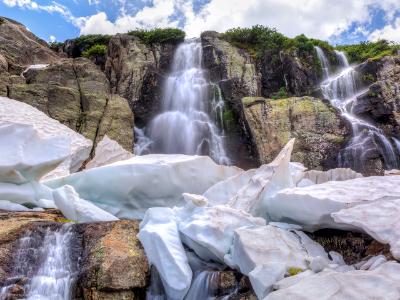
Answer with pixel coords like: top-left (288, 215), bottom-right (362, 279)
top-left (49, 35), bottom-right (56, 42)
top-left (369, 17), bottom-right (400, 42)
top-left (79, 0), bottom-right (180, 35)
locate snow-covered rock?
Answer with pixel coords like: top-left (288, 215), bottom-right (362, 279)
top-left (267, 176), bottom-right (400, 231)
top-left (298, 168), bottom-right (362, 186)
top-left (86, 135), bottom-right (133, 169)
top-left (0, 123), bottom-right (69, 183)
top-left (227, 139), bottom-right (295, 217)
top-left (332, 198), bottom-right (400, 259)
top-left (249, 263), bottom-right (286, 299)
top-left (53, 185), bottom-right (118, 223)
top-left (225, 225), bottom-right (308, 275)
top-left (265, 262), bottom-right (400, 300)
top-left (0, 200), bottom-right (30, 211)
top-left (46, 154), bottom-right (241, 219)
top-left (0, 97), bottom-right (92, 180)
top-left (177, 205), bottom-right (265, 262)
top-left (138, 207), bottom-right (192, 300)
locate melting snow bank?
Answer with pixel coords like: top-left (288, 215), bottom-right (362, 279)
top-left (46, 154), bottom-right (241, 219)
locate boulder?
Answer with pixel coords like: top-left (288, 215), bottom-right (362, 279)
top-left (45, 154), bottom-right (241, 219)
top-left (79, 220), bottom-right (148, 299)
top-left (267, 175), bottom-right (400, 231)
top-left (242, 96), bottom-right (348, 169)
top-left (86, 135), bottom-right (133, 169)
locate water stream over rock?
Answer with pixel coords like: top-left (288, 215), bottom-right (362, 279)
top-left (135, 40), bottom-right (230, 165)
top-left (0, 224), bottom-right (78, 300)
top-left (315, 46), bottom-right (399, 171)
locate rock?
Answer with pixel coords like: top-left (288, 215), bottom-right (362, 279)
top-left (266, 175), bottom-right (400, 231)
top-left (0, 97), bottom-right (92, 180)
top-left (105, 34), bottom-right (176, 127)
top-left (242, 96), bottom-right (348, 169)
top-left (53, 185), bottom-right (119, 223)
top-left (138, 207), bottom-right (192, 300)
top-left (225, 225), bottom-right (309, 276)
top-left (0, 17), bottom-right (59, 72)
top-left (86, 135), bottom-right (133, 169)
top-left (332, 198), bottom-right (400, 259)
top-left (45, 154), bottom-right (241, 219)
top-left (266, 261), bottom-right (400, 300)
top-left (79, 220), bottom-right (148, 299)
top-left (8, 58), bottom-right (134, 153)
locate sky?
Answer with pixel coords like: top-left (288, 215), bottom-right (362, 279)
top-left (1, 0), bottom-right (400, 45)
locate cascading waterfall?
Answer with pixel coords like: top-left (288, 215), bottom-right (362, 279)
top-left (0, 225), bottom-right (78, 300)
top-left (315, 46), bottom-right (399, 171)
top-left (184, 271), bottom-right (219, 300)
top-left (135, 39), bottom-right (230, 165)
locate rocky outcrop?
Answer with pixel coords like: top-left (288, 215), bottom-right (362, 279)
top-left (7, 58), bottom-right (133, 153)
top-left (242, 96), bottom-right (348, 169)
top-left (0, 17), bottom-right (59, 73)
top-left (78, 220), bottom-right (149, 300)
top-left (105, 34), bottom-right (177, 127)
top-left (354, 55), bottom-right (400, 138)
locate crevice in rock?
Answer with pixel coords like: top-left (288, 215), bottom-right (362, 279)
top-left (90, 96), bottom-right (109, 159)
top-left (72, 62), bottom-right (85, 134)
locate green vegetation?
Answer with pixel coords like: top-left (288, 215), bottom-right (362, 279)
top-left (73, 34), bottom-right (111, 54)
top-left (222, 109), bottom-right (235, 128)
top-left (49, 41), bottom-right (63, 51)
top-left (128, 28), bottom-right (185, 45)
top-left (0, 18), bottom-right (5, 25)
top-left (221, 25), bottom-right (333, 58)
top-left (336, 40), bottom-right (400, 63)
top-left (288, 267), bottom-right (303, 276)
top-left (82, 44), bottom-right (107, 59)
top-left (271, 87), bottom-right (288, 100)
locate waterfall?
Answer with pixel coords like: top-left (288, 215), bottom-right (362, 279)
top-left (135, 40), bottom-right (230, 165)
top-left (184, 271), bottom-right (219, 300)
top-left (0, 225), bottom-right (78, 300)
top-left (315, 46), bottom-right (330, 79)
top-left (315, 47), bottom-right (399, 171)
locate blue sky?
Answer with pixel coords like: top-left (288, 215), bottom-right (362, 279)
top-left (1, 0), bottom-right (400, 44)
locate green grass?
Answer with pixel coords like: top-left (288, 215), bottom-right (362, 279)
top-left (128, 28), bottom-right (185, 45)
top-left (336, 40), bottom-right (400, 63)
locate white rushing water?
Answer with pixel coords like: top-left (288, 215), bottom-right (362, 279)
top-left (135, 39), bottom-right (230, 165)
top-left (26, 225), bottom-right (76, 300)
top-left (315, 46), bottom-right (399, 171)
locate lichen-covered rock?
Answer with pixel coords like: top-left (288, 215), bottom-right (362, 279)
top-left (78, 220), bottom-right (149, 299)
top-left (242, 96), bottom-right (348, 169)
top-left (8, 58), bottom-right (133, 152)
top-left (105, 34), bottom-right (176, 127)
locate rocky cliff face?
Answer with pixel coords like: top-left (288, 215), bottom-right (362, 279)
top-left (105, 34), bottom-right (177, 127)
top-left (6, 58), bottom-right (133, 153)
top-left (242, 96), bottom-right (348, 169)
top-left (355, 56), bottom-right (400, 139)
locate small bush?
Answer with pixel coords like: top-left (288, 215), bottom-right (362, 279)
top-left (128, 28), bottom-right (185, 45)
top-left (0, 18), bottom-right (5, 25)
top-left (272, 87), bottom-right (288, 100)
top-left (82, 44), bottom-right (107, 58)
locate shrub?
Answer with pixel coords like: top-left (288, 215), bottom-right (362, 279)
top-left (128, 28), bottom-right (185, 45)
top-left (271, 87), bottom-right (288, 100)
top-left (336, 40), bottom-right (399, 63)
top-left (82, 44), bottom-right (107, 58)
top-left (0, 18), bottom-right (5, 25)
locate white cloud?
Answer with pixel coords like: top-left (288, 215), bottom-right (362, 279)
top-left (369, 17), bottom-right (400, 42)
top-left (79, 0), bottom-right (180, 35)
top-left (49, 35), bottom-right (56, 42)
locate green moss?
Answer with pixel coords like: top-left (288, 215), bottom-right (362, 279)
top-left (223, 109), bottom-right (235, 128)
top-left (288, 267), bottom-right (303, 276)
top-left (56, 217), bottom-right (76, 223)
top-left (362, 73), bottom-right (375, 83)
top-left (271, 87), bottom-right (288, 100)
top-left (128, 28), bottom-right (185, 45)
